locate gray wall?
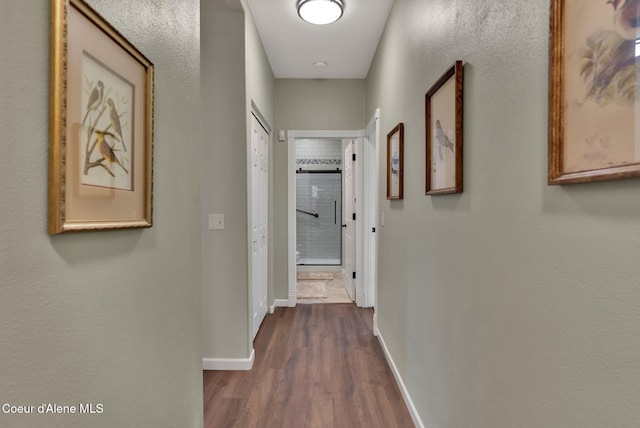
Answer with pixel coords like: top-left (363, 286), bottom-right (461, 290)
top-left (201, 2), bottom-right (248, 359)
top-left (201, 0), bottom-right (275, 360)
top-left (273, 79), bottom-right (366, 299)
top-left (0, 1), bottom-right (203, 427)
top-left (367, 1), bottom-right (640, 427)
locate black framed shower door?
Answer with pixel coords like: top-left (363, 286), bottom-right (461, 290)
top-left (296, 170), bottom-right (342, 266)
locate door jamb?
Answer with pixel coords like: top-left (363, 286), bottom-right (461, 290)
top-left (363, 109), bottom-right (380, 314)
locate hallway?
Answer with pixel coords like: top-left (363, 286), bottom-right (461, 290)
top-left (203, 305), bottom-right (414, 427)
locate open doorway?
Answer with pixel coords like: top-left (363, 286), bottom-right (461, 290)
top-left (294, 137), bottom-right (350, 304)
top-left (295, 138), bottom-right (343, 267)
top-left (286, 118), bottom-right (379, 308)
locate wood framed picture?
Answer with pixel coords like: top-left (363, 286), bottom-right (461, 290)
top-left (49, 0), bottom-right (154, 234)
top-left (549, 0), bottom-right (640, 184)
top-left (386, 123), bottom-right (404, 200)
top-left (425, 61), bottom-right (463, 195)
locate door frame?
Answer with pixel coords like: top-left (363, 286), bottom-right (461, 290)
top-left (343, 140), bottom-right (356, 301)
top-left (363, 109), bottom-right (380, 315)
top-left (287, 130), bottom-right (364, 306)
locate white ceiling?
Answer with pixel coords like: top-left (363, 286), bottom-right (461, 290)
top-left (245, 0), bottom-right (394, 79)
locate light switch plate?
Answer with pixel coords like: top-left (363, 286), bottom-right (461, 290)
top-left (209, 214), bottom-right (224, 230)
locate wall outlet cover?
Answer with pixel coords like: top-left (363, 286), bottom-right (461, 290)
top-left (209, 214), bottom-right (224, 230)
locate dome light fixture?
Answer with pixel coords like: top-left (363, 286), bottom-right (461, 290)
top-left (297, 0), bottom-right (344, 25)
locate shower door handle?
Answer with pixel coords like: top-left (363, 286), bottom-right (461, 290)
top-left (296, 209), bottom-right (318, 218)
top-left (334, 201), bottom-right (337, 225)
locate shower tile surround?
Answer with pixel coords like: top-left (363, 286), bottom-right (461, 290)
top-left (296, 139), bottom-right (343, 170)
top-left (296, 139), bottom-right (343, 265)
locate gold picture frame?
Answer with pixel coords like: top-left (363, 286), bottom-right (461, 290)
top-left (387, 123), bottom-right (404, 200)
top-left (49, 0), bottom-right (154, 234)
top-left (549, 0), bottom-right (640, 184)
top-left (425, 61), bottom-right (463, 195)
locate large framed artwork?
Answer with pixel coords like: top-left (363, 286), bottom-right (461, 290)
top-left (425, 61), bottom-right (463, 195)
top-left (49, 0), bottom-right (154, 234)
top-left (387, 123), bottom-right (404, 200)
top-left (549, 0), bottom-right (640, 184)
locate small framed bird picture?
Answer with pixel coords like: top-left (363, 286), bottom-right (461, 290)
top-left (49, 0), bottom-right (154, 234)
top-left (549, 0), bottom-right (640, 184)
top-left (387, 123), bottom-right (404, 200)
top-left (425, 61), bottom-right (463, 195)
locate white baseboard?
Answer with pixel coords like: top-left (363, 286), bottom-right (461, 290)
top-left (375, 327), bottom-right (425, 428)
top-left (373, 312), bottom-right (378, 337)
top-left (270, 299), bottom-right (289, 314)
top-left (202, 348), bottom-right (255, 371)
top-left (356, 291), bottom-right (365, 307)
top-left (288, 292), bottom-right (296, 307)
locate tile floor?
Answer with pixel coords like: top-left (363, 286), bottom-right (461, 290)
top-left (296, 271), bottom-right (352, 304)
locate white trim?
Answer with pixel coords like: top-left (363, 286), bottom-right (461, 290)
top-left (366, 108), bottom-right (381, 132)
top-left (270, 299), bottom-right (289, 313)
top-left (251, 101), bottom-right (272, 134)
top-left (247, 109), bottom-right (254, 359)
top-left (375, 328), bottom-right (425, 428)
top-left (287, 134), bottom-right (297, 307)
top-left (354, 136), bottom-right (364, 307)
top-left (363, 109), bottom-right (380, 309)
top-left (202, 348), bottom-right (255, 371)
top-left (372, 312), bottom-right (378, 337)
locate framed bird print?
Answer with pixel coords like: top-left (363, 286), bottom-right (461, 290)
top-left (425, 61), bottom-right (463, 195)
top-left (387, 123), bottom-right (404, 200)
top-left (549, 0), bottom-right (640, 184)
top-left (49, 0), bottom-right (154, 234)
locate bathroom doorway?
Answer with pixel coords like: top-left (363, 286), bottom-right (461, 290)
top-left (286, 130), bottom-right (364, 307)
top-left (294, 137), bottom-right (351, 304)
top-left (295, 138), bottom-right (343, 266)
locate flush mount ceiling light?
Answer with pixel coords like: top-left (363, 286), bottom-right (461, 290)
top-left (297, 0), bottom-right (344, 25)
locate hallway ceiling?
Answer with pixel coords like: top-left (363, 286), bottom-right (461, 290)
top-left (245, 0), bottom-right (394, 79)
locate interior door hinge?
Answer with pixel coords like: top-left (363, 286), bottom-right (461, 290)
top-left (352, 213), bottom-right (356, 221)
top-left (352, 272), bottom-right (356, 279)
top-left (372, 227), bottom-right (376, 233)
top-left (352, 153), bottom-right (356, 161)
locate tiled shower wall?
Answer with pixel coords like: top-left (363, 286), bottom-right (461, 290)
top-left (296, 139), bottom-right (343, 264)
top-left (296, 139), bottom-right (343, 170)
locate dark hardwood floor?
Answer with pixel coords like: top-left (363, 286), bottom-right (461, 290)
top-left (203, 304), bottom-right (415, 427)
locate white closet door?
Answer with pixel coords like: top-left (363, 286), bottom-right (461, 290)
top-left (251, 114), bottom-right (269, 340)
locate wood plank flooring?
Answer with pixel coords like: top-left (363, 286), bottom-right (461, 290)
top-left (203, 304), bottom-right (414, 427)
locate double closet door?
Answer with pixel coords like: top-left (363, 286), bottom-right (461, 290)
top-left (251, 114), bottom-right (269, 340)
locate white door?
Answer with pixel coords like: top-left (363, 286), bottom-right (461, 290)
top-left (343, 140), bottom-right (356, 301)
top-left (251, 113), bottom-right (269, 340)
